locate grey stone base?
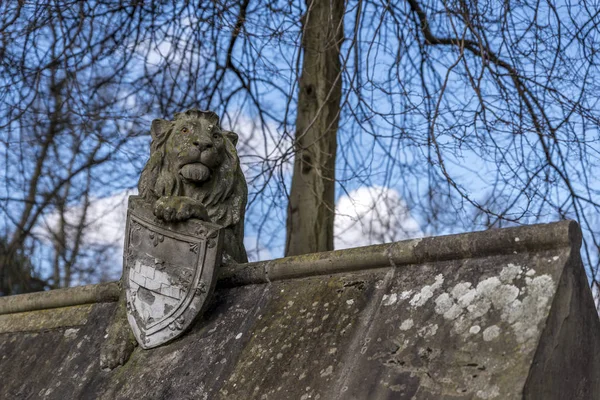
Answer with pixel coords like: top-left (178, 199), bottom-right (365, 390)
top-left (0, 221), bottom-right (598, 399)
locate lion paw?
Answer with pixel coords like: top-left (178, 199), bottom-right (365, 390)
top-left (154, 197), bottom-right (177, 221)
top-left (100, 302), bottom-right (137, 371)
top-left (154, 196), bottom-right (208, 222)
top-left (100, 336), bottom-right (136, 371)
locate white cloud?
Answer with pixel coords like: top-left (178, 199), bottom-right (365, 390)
top-left (36, 190), bottom-right (133, 270)
top-left (135, 17), bottom-right (199, 67)
top-left (37, 186), bottom-right (277, 267)
top-left (33, 189), bottom-right (134, 282)
top-left (82, 190), bottom-right (132, 248)
top-left (334, 185), bottom-right (422, 250)
top-left (592, 282), bottom-right (600, 316)
top-left (244, 235), bottom-right (273, 262)
top-left (36, 184), bottom-right (422, 274)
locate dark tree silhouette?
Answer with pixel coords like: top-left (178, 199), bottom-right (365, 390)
top-left (1, 1), bottom-right (599, 301)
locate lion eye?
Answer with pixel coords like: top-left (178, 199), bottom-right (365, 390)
top-left (212, 133), bottom-right (219, 139)
top-left (181, 127), bottom-right (189, 133)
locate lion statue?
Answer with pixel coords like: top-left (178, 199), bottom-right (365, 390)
top-left (100, 109), bottom-right (247, 370)
top-left (138, 109), bottom-right (247, 263)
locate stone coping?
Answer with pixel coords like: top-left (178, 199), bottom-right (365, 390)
top-left (0, 220), bottom-right (580, 316)
top-left (0, 282), bottom-right (120, 315)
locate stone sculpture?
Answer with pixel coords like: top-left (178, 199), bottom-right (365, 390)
top-left (100, 110), bottom-right (247, 369)
top-left (138, 109), bottom-right (248, 264)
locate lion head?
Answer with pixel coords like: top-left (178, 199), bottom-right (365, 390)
top-left (138, 109), bottom-right (247, 263)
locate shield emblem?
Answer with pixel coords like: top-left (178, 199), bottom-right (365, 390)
top-left (123, 196), bottom-right (222, 349)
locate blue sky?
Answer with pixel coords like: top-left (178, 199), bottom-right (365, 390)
top-left (1, 0), bottom-right (599, 286)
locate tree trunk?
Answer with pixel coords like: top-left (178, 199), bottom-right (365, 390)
top-left (285, 0), bottom-right (344, 256)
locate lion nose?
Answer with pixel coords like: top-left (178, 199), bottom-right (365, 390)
top-left (193, 139), bottom-right (213, 151)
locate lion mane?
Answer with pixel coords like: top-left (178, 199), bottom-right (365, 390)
top-left (138, 109), bottom-right (247, 263)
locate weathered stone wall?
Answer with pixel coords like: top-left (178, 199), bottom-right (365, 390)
top-left (1, 221), bottom-right (598, 399)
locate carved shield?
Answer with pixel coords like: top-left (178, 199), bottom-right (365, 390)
top-left (123, 196), bottom-right (222, 349)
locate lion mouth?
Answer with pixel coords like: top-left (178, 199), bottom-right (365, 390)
top-left (179, 163), bottom-right (210, 182)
